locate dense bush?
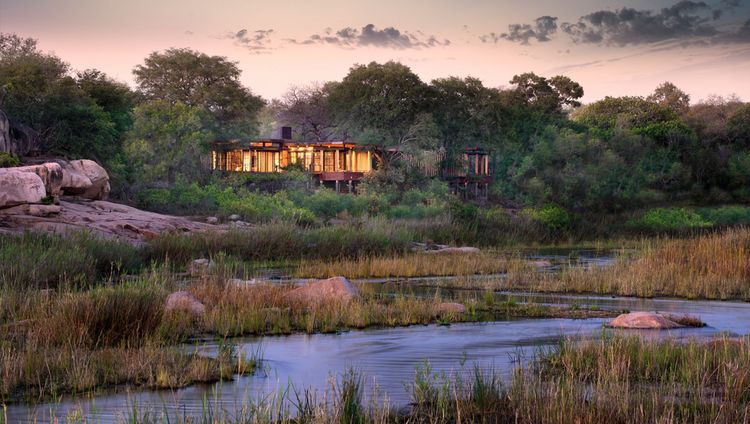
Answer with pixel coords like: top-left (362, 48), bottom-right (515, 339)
top-left (628, 208), bottom-right (712, 232)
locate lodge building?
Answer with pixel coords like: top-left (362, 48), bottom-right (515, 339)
top-left (210, 127), bottom-right (492, 197)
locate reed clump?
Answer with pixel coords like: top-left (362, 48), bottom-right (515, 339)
top-left (187, 278), bottom-right (472, 337)
top-left (532, 227), bottom-right (750, 300)
top-left (294, 251), bottom-right (518, 279)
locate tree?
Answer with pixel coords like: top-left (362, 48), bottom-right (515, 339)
top-left (647, 82), bottom-right (690, 115)
top-left (509, 72), bottom-right (583, 114)
top-left (76, 69), bottom-right (135, 143)
top-left (124, 100), bottom-right (213, 185)
top-left (277, 83), bottom-right (339, 141)
top-left (728, 103), bottom-right (750, 147)
top-left (0, 33), bottom-right (126, 160)
top-left (327, 61), bottom-right (430, 144)
top-left (133, 48), bottom-right (264, 139)
top-left (429, 77), bottom-right (497, 153)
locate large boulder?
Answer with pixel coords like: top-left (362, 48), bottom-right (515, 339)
top-left (608, 312), bottom-right (682, 329)
top-left (285, 276), bottom-right (360, 306)
top-left (0, 170), bottom-right (46, 208)
top-left (12, 163), bottom-right (63, 200)
top-left (59, 159), bottom-right (110, 200)
top-left (165, 291), bottom-right (206, 316)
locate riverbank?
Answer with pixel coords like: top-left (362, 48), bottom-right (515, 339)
top-left (1, 226), bottom-right (748, 407)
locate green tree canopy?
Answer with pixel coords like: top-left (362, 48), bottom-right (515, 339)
top-left (327, 61), bottom-right (430, 144)
top-left (0, 33), bottom-right (128, 160)
top-left (124, 100), bottom-right (213, 185)
top-left (133, 48), bottom-right (264, 139)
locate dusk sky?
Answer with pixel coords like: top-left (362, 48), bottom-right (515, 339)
top-left (2, 0), bottom-right (750, 103)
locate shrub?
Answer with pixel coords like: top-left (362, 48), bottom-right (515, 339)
top-left (523, 204), bottom-right (573, 232)
top-left (0, 152), bottom-right (20, 168)
top-left (628, 208), bottom-right (712, 232)
top-left (697, 206), bottom-right (750, 226)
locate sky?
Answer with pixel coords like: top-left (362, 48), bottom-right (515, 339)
top-left (2, 0), bottom-right (750, 103)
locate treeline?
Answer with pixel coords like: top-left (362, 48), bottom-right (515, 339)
top-left (1, 32), bottom-right (749, 216)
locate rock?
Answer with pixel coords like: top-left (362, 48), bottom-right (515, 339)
top-left (228, 214), bottom-right (241, 221)
top-left (58, 159), bottom-right (110, 200)
top-left (12, 163), bottom-right (63, 200)
top-left (188, 258), bottom-right (213, 275)
top-left (424, 246), bottom-right (481, 254)
top-left (529, 260), bottom-right (553, 268)
top-left (164, 291), bottom-right (206, 316)
top-left (28, 204), bottom-right (61, 217)
top-left (285, 276), bottom-right (360, 306)
top-left (206, 216), bottom-right (219, 224)
top-left (0, 170), bottom-right (46, 208)
top-left (228, 277), bottom-right (259, 285)
top-left (435, 302), bottom-right (467, 315)
top-left (0, 199), bottom-right (212, 243)
top-left (608, 312), bottom-right (682, 329)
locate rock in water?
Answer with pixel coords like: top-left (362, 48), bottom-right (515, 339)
top-left (0, 170), bottom-right (46, 208)
top-left (188, 258), bottom-right (213, 275)
top-left (165, 291), bottom-right (206, 316)
top-left (608, 312), bottom-right (682, 329)
top-left (285, 276), bottom-right (360, 306)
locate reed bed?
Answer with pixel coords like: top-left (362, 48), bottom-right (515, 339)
top-left (293, 251), bottom-right (524, 279)
top-left (118, 336), bottom-right (750, 424)
top-left (185, 278), bottom-right (474, 337)
top-left (530, 227), bottom-right (750, 300)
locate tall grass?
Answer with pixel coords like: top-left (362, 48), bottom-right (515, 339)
top-left (534, 227), bottom-right (750, 299)
top-left (295, 252), bottom-right (520, 279)
top-left (143, 222), bottom-right (414, 265)
top-left (122, 337), bottom-right (750, 423)
top-left (0, 232), bottom-right (142, 290)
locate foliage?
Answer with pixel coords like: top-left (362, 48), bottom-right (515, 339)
top-left (627, 207), bottom-right (712, 232)
top-left (125, 100), bottom-right (213, 185)
top-left (327, 61), bottom-right (430, 144)
top-left (0, 34), bottom-right (131, 162)
top-left (132, 48), bottom-right (264, 140)
top-left (0, 152), bottom-right (20, 167)
top-left (522, 204), bottom-right (573, 232)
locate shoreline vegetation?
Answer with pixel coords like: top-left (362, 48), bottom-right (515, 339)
top-left (1, 225), bottom-right (748, 406)
top-left (41, 336), bottom-right (750, 424)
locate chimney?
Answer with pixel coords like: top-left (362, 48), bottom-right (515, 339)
top-left (281, 126), bottom-right (292, 140)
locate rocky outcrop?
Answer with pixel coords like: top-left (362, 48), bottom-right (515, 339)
top-left (165, 291), bottom-right (206, 316)
top-left (12, 163), bottom-right (63, 200)
top-left (608, 312), bottom-right (682, 329)
top-left (59, 159), bottom-right (110, 200)
top-left (0, 170), bottom-right (46, 208)
top-left (0, 199), bottom-right (213, 243)
top-left (285, 276), bottom-right (360, 306)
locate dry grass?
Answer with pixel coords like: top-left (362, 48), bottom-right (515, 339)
top-left (186, 278), bottom-right (473, 336)
top-left (530, 227), bottom-right (750, 300)
top-left (294, 251), bottom-right (523, 279)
